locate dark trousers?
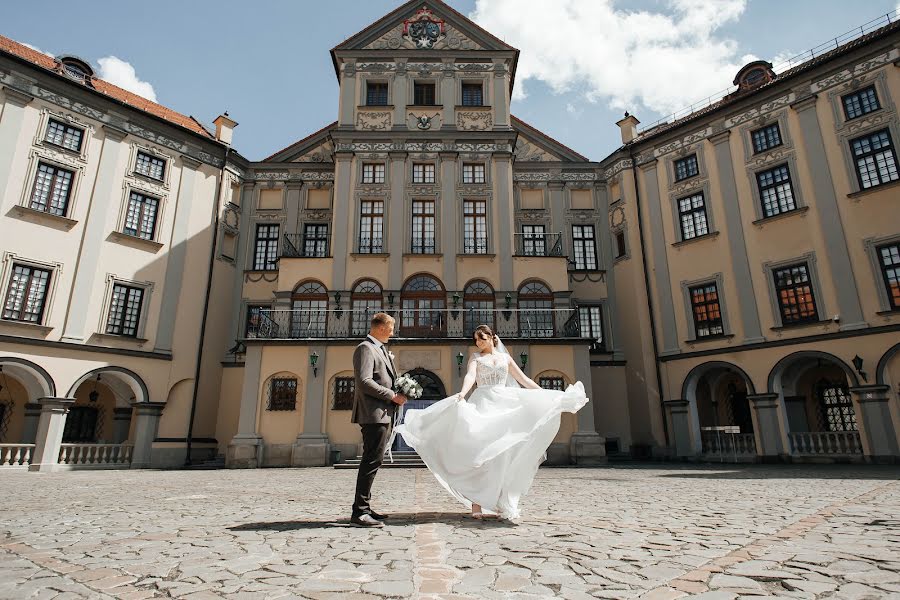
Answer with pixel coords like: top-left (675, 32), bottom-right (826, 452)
top-left (352, 422), bottom-right (392, 517)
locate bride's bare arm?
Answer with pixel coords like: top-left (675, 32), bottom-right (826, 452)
top-left (456, 355), bottom-right (478, 400)
top-left (506, 354), bottom-right (542, 389)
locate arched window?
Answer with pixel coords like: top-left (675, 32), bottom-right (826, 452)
top-left (518, 281), bottom-right (554, 338)
top-left (463, 280), bottom-right (494, 337)
top-left (351, 279), bottom-right (382, 336)
top-left (401, 275), bottom-right (445, 337)
top-left (816, 379), bottom-right (857, 432)
top-left (291, 281), bottom-right (328, 337)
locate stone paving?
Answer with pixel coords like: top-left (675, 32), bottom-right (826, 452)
top-left (1, 464), bottom-right (899, 599)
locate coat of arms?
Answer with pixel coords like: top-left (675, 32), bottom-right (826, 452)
top-left (403, 7), bottom-right (445, 49)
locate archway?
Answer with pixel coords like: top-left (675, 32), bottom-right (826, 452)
top-left (395, 369), bottom-right (446, 451)
top-left (682, 361), bottom-right (757, 457)
top-left (0, 357), bottom-right (56, 443)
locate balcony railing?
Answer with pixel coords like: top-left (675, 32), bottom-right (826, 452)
top-left (58, 443), bottom-right (134, 468)
top-left (0, 443), bottom-right (34, 468)
top-left (250, 308), bottom-right (583, 340)
top-left (514, 232), bottom-right (564, 257)
top-left (462, 236), bottom-right (489, 255)
top-left (701, 429), bottom-right (757, 456)
top-left (357, 237), bottom-right (385, 254)
top-left (283, 234), bottom-right (330, 258)
top-left (789, 431), bottom-right (862, 455)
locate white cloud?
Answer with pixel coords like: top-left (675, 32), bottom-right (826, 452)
top-left (96, 56), bottom-right (157, 102)
top-left (470, 0), bottom-right (753, 117)
top-left (22, 42), bottom-right (53, 57)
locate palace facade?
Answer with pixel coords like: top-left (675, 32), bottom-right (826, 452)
top-left (0, 1), bottom-right (897, 471)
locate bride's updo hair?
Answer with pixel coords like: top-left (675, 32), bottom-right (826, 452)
top-left (472, 324), bottom-right (499, 347)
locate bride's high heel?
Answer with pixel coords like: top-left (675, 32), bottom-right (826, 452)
top-left (471, 503), bottom-right (483, 519)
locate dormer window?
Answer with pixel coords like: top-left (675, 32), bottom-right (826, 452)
top-left (57, 56), bottom-right (94, 83)
top-left (733, 60), bottom-right (776, 92)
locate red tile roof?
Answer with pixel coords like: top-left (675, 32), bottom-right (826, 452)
top-left (0, 34), bottom-right (214, 140)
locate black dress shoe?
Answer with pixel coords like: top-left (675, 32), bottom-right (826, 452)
top-left (350, 514), bottom-right (384, 528)
top-left (369, 511), bottom-right (389, 520)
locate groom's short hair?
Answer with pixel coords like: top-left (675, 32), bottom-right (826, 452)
top-left (370, 312), bottom-right (395, 328)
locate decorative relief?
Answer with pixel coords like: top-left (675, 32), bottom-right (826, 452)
top-left (654, 130), bottom-right (708, 157)
top-left (356, 62), bottom-right (397, 74)
top-left (844, 112), bottom-right (890, 135)
top-left (748, 148), bottom-right (790, 169)
top-left (456, 111), bottom-right (493, 131)
top-left (725, 93), bottom-right (794, 128)
top-left (514, 138), bottom-right (555, 162)
top-left (32, 146), bottom-right (81, 170)
top-left (603, 159), bottom-right (633, 179)
top-left (813, 50), bottom-right (896, 92)
top-left (609, 206), bottom-right (626, 228)
top-left (299, 172), bottom-right (336, 181)
top-left (519, 211), bottom-right (547, 222)
top-left (223, 207), bottom-right (240, 229)
top-left (356, 111), bottom-right (392, 131)
top-left (671, 177), bottom-right (704, 195)
top-left (334, 142), bottom-right (513, 154)
top-left (305, 210), bottom-right (331, 221)
top-left (364, 14), bottom-right (482, 51)
top-left (513, 172), bottom-right (597, 182)
top-left (408, 111), bottom-right (441, 131)
top-left (248, 171), bottom-right (335, 182)
top-left (293, 139), bottom-right (334, 163)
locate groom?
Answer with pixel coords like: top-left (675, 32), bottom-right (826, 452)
top-left (350, 312), bottom-right (407, 527)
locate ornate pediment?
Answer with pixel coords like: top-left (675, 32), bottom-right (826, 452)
top-left (512, 116), bottom-right (589, 163)
top-left (364, 19), bottom-right (484, 51)
top-left (263, 121), bottom-right (336, 163)
top-left (291, 138), bottom-right (334, 163)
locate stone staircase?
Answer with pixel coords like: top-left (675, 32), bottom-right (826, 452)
top-left (186, 454), bottom-right (226, 470)
top-left (333, 450), bottom-right (426, 469)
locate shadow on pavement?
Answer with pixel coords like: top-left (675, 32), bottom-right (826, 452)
top-left (229, 512), bottom-right (517, 531)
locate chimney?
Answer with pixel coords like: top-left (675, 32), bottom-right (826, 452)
top-left (213, 112), bottom-right (238, 145)
top-left (616, 112), bottom-right (640, 144)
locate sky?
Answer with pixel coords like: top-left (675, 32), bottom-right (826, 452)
top-left (4, 0), bottom-right (898, 162)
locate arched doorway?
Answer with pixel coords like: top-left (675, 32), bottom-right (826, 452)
top-left (395, 369), bottom-right (446, 451)
top-left (0, 358), bottom-right (56, 445)
top-left (400, 275), bottom-right (446, 337)
top-left (682, 361), bottom-right (756, 458)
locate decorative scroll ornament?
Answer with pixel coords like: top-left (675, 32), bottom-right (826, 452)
top-left (403, 8), bottom-right (445, 49)
top-left (414, 113), bottom-right (438, 130)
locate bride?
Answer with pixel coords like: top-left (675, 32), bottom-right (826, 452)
top-left (394, 325), bottom-right (589, 520)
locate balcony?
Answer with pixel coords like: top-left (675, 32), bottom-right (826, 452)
top-left (283, 234), bottom-right (330, 258)
top-left (248, 307), bottom-right (584, 340)
top-left (513, 232), bottom-right (564, 257)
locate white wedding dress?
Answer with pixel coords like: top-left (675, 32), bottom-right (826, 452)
top-left (394, 353), bottom-right (589, 519)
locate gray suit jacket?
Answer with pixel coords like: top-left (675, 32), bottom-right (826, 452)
top-left (351, 338), bottom-right (398, 425)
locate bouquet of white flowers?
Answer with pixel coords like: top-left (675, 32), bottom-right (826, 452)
top-left (394, 373), bottom-right (423, 399)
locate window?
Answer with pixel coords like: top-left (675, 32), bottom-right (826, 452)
top-left (677, 193), bottom-right (710, 240)
top-left (29, 162), bottom-right (74, 217)
top-left (268, 378), bottom-right (297, 411)
top-left (751, 123), bottom-right (782, 154)
top-left (253, 223), bottom-right (279, 270)
top-left (106, 283), bottom-right (144, 337)
top-left (413, 163), bottom-right (435, 184)
top-left (816, 381), bottom-right (857, 432)
top-left (572, 225), bottom-right (598, 270)
top-left (518, 281), bottom-right (554, 337)
top-left (689, 283), bottom-right (724, 338)
top-left (674, 154), bottom-right (699, 181)
top-left (362, 163), bottom-right (385, 184)
top-left (303, 224), bottom-right (329, 257)
top-left (877, 243), bottom-right (900, 310)
top-left (521, 225), bottom-right (546, 256)
top-left (413, 82), bottom-right (436, 105)
top-left (539, 377), bottom-right (565, 391)
top-left (244, 304), bottom-right (268, 338)
top-left (615, 230), bottom-right (627, 259)
top-left (401, 275), bottom-right (445, 337)
top-left (463, 200), bottom-right (488, 254)
top-left (463, 280), bottom-right (494, 337)
top-left (135, 151), bottom-right (165, 181)
top-left (463, 163), bottom-right (485, 184)
top-left (773, 263), bottom-right (818, 325)
top-left (366, 82), bottom-right (388, 106)
top-left (45, 119), bottom-right (83, 152)
top-left (2, 264), bottom-right (51, 323)
top-left (756, 164), bottom-right (796, 218)
top-left (352, 279), bottom-right (382, 336)
top-left (62, 406), bottom-right (98, 443)
top-left (850, 129), bottom-right (899, 190)
top-left (462, 83), bottom-right (483, 106)
top-left (291, 281), bottom-right (327, 337)
top-left (842, 85), bottom-right (880, 120)
top-left (579, 305), bottom-right (605, 351)
top-left (358, 200), bottom-right (384, 253)
top-left (333, 377), bottom-right (355, 410)
top-left (411, 200), bottom-right (436, 254)
top-left (123, 191), bottom-right (160, 241)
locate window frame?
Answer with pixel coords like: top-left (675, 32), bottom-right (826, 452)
top-left (105, 282), bottom-right (145, 337)
top-left (772, 262), bottom-right (819, 327)
top-left (676, 191), bottom-right (710, 241)
top-left (750, 122), bottom-right (783, 154)
top-left (122, 190), bottom-right (161, 241)
top-left (2, 262), bottom-right (52, 324)
top-left (571, 224), bottom-right (598, 270)
top-left (462, 163), bottom-right (486, 184)
top-left (463, 279), bottom-right (495, 337)
top-left (134, 150), bottom-right (167, 182)
top-left (673, 154), bottom-right (699, 182)
top-left (302, 223), bottom-right (329, 258)
top-left (244, 303), bottom-right (270, 338)
top-left (755, 163), bottom-right (798, 219)
top-left (332, 376), bottom-right (355, 410)
top-left (875, 241), bottom-right (900, 311)
top-left (688, 282), bottom-right (725, 339)
top-left (361, 163), bottom-right (386, 185)
top-left (841, 85), bottom-right (881, 121)
top-left (461, 82), bottom-right (484, 107)
top-left (267, 377), bottom-right (298, 411)
top-left (412, 81), bottom-right (437, 106)
top-left (578, 304), bottom-right (605, 352)
top-left (44, 118), bottom-right (84, 153)
top-left (849, 128), bottom-right (899, 191)
top-left (462, 199), bottom-right (488, 254)
top-left (365, 81), bottom-right (389, 106)
top-left (351, 279), bottom-right (383, 336)
top-left (28, 161), bottom-right (75, 218)
top-left (410, 199), bottom-right (436, 254)
top-left (358, 199), bottom-right (385, 254)
top-left (412, 163), bottom-right (436, 184)
top-left (252, 223), bottom-right (280, 271)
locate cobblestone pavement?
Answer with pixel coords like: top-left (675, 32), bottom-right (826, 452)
top-left (1, 465), bottom-right (899, 599)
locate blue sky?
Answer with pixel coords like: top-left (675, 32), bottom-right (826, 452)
top-left (4, 0), bottom-right (898, 161)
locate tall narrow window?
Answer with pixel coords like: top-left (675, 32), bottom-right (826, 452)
top-left (45, 119), bottom-right (83, 152)
top-left (842, 85), bottom-right (880, 120)
top-left (333, 377), bottom-right (355, 410)
top-left (773, 263), bottom-right (818, 325)
top-left (123, 191), bottom-right (159, 240)
top-left (29, 162), bottom-right (74, 217)
top-left (751, 123), bottom-right (782, 154)
top-left (677, 193), bottom-right (710, 240)
top-left (413, 82), bottom-right (436, 105)
top-left (401, 275), bottom-right (445, 337)
top-left (689, 283), bottom-right (724, 338)
top-left (352, 280), bottom-right (383, 336)
top-left (253, 223), bottom-right (279, 270)
top-left (413, 163), bottom-right (435, 184)
top-left (411, 200), bottom-right (436, 254)
top-left (518, 281), bottom-right (554, 338)
top-left (877, 242), bottom-right (900, 310)
top-left (461, 83), bottom-right (483, 106)
top-left (521, 225), bottom-right (546, 256)
top-left (572, 225), bottom-right (598, 270)
top-left (816, 381), bottom-right (857, 432)
top-left (756, 164), bottom-right (796, 218)
top-left (463, 280), bottom-right (494, 337)
top-left (135, 151), bottom-right (166, 181)
top-left (463, 163), bottom-right (485, 184)
top-left (2, 264), bottom-right (51, 323)
top-left (850, 129), bottom-right (899, 190)
top-left (358, 200), bottom-right (384, 253)
top-left (615, 230), bottom-right (627, 259)
top-left (291, 281), bottom-right (328, 337)
top-left (366, 82), bottom-right (388, 106)
top-left (463, 200), bottom-right (487, 254)
top-left (674, 154), bottom-right (699, 181)
top-left (303, 224), bottom-right (329, 257)
top-left (106, 283), bottom-right (144, 337)
top-left (362, 163), bottom-right (385, 184)
top-left (579, 305), bottom-right (605, 351)
top-left (268, 378), bottom-right (297, 411)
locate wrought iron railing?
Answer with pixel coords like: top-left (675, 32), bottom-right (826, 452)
top-left (0, 443), bottom-right (34, 468)
top-left (462, 236), bottom-right (489, 254)
top-left (357, 236), bottom-right (384, 254)
top-left (513, 232), bottom-right (564, 257)
top-left (283, 233), bottom-right (330, 258)
top-left (789, 431), bottom-right (862, 455)
top-left (58, 443), bottom-right (134, 468)
top-left (250, 308), bottom-right (582, 340)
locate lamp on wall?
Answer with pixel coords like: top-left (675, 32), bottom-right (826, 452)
top-left (456, 351), bottom-right (464, 375)
top-left (851, 355), bottom-right (868, 383)
top-left (310, 352), bottom-right (319, 377)
top-left (334, 291), bottom-right (343, 319)
top-left (451, 292), bottom-right (461, 318)
top-left (503, 292), bottom-right (512, 321)
top-left (387, 292), bottom-right (395, 309)
top-left (519, 351), bottom-right (528, 369)
top-left (89, 374), bottom-right (101, 403)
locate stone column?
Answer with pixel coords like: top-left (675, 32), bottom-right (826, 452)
top-left (491, 59), bottom-right (510, 130)
top-left (441, 58), bottom-right (455, 129)
top-left (495, 153), bottom-right (514, 290)
top-left (748, 393), bottom-right (790, 459)
top-left (293, 345), bottom-right (330, 466)
top-left (131, 402), bottom-right (165, 469)
top-left (21, 403), bottom-right (41, 444)
top-left (227, 344), bottom-right (264, 468)
top-left (393, 62), bottom-right (409, 130)
top-left (28, 398), bottom-right (74, 473)
top-left (850, 385), bottom-right (899, 461)
top-left (570, 344), bottom-right (607, 464)
top-left (113, 407), bottom-right (132, 444)
top-left (388, 151), bottom-right (407, 289)
top-left (663, 399), bottom-right (696, 458)
top-left (337, 61), bottom-right (357, 129)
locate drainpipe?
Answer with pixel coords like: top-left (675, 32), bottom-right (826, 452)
top-left (185, 146), bottom-right (232, 466)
